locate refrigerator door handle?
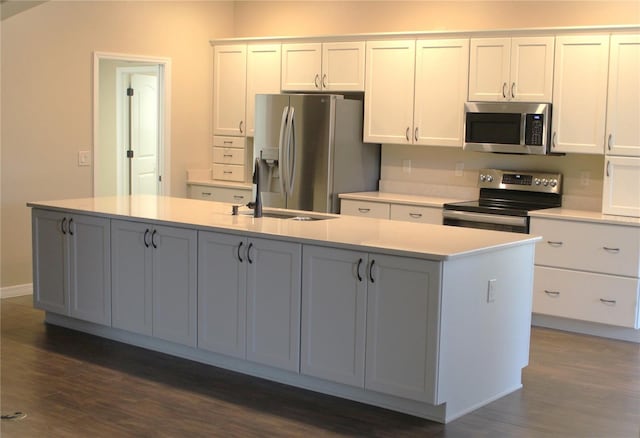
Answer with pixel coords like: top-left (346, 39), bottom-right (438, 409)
top-left (287, 106), bottom-right (296, 195)
top-left (277, 106), bottom-right (289, 196)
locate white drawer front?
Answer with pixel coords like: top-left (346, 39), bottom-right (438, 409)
top-left (531, 218), bottom-right (640, 277)
top-left (188, 185), bottom-right (251, 204)
top-left (212, 164), bottom-right (245, 182)
top-left (213, 147), bottom-right (245, 165)
top-left (390, 204), bottom-right (442, 224)
top-left (340, 200), bottom-right (390, 219)
top-left (213, 135), bottom-right (246, 149)
top-left (533, 266), bottom-right (639, 328)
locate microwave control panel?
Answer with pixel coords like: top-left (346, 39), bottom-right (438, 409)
top-left (524, 114), bottom-right (544, 146)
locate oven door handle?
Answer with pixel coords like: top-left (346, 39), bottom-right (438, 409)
top-left (442, 210), bottom-right (528, 228)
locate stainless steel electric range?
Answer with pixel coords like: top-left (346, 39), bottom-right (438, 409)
top-left (443, 169), bottom-right (562, 234)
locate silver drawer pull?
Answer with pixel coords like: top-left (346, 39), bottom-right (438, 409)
top-left (202, 192), bottom-right (212, 196)
top-left (544, 290), bottom-right (560, 297)
top-left (602, 246), bottom-right (620, 253)
top-left (223, 141), bottom-right (233, 145)
top-left (233, 195), bottom-right (245, 200)
top-left (223, 154), bottom-right (234, 158)
top-left (599, 298), bottom-right (617, 305)
top-left (223, 171), bottom-right (233, 174)
top-left (409, 213), bottom-right (423, 219)
top-left (547, 241), bottom-right (563, 247)
top-left (358, 208), bottom-right (371, 213)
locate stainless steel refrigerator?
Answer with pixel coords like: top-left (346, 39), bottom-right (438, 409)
top-left (253, 94), bottom-right (380, 213)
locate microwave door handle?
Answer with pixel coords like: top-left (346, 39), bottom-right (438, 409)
top-left (278, 106), bottom-right (289, 196)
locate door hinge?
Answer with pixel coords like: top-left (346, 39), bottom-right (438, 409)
top-left (127, 87), bottom-right (134, 97)
top-left (126, 150), bottom-right (134, 158)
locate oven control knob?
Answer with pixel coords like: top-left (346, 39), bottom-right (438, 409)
top-left (550, 179), bottom-right (557, 188)
top-left (486, 175), bottom-right (493, 182)
top-left (479, 174), bottom-right (486, 182)
top-left (534, 178), bottom-right (541, 185)
top-left (542, 178), bottom-right (549, 186)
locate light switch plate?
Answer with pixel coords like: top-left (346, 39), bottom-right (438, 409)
top-left (78, 150), bottom-right (91, 166)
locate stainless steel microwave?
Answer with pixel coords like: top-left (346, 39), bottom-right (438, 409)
top-left (463, 102), bottom-right (552, 155)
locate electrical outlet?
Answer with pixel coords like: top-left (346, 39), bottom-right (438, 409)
top-left (487, 279), bottom-right (497, 303)
top-left (580, 171), bottom-right (590, 187)
top-left (78, 150), bottom-right (91, 167)
top-left (402, 159), bottom-right (411, 174)
top-left (455, 162), bottom-right (464, 177)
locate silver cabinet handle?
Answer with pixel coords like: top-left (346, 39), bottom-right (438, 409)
top-left (223, 171), bottom-right (233, 174)
top-left (314, 74), bottom-right (320, 89)
top-left (405, 127), bottom-right (410, 142)
top-left (606, 160), bottom-right (611, 177)
top-left (201, 192), bottom-right (212, 196)
top-left (223, 154), bottom-right (234, 158)
top-left (603, 246), bottom-right (620, 253)
top-left (607, 133), bottom-right (613, 150)
top-left (547, 241), bottom-right (563, 247)
top-left (502, 82), bottom-right (507, 99)
top-left (414, 127), bottom-right (419, 142)
top-left (223, 140), bottom-right (233, 145)
top-left (552, 131), bottom-right (557, 149)
top-left (511, 82), bottom-right (516, 99)
top-left (239, 120), bottom-right (244, 134)
top-left (600, 298), bottom-right (617, 305)
top-left (544, 290), bottom-right (560, 297)
top-left (358, 208), bottom-right (370, 213)
top-left (409, 213), bottom-right (423, 219)
top-left (322, 74), bottom-right (328, 88)
top-left (232, 195), bottom-right (245, 200)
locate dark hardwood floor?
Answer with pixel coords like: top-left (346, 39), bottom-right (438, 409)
top-left (1, 295), bottom-right (639, 437)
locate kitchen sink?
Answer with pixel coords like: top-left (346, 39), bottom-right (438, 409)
top-left (234, 208), bottom-right (337, 221)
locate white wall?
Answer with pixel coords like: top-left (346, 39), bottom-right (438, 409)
top-left (1, 1), bottom-right (234, 287)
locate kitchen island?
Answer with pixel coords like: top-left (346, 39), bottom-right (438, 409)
top-left (28, 195), bottom-right (540, 423)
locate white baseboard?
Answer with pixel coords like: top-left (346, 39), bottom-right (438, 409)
top-left (1, 283), bottom-right (33, 299)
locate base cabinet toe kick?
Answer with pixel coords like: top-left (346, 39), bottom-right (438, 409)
top-left (29, 201), bottom-right (537, 423)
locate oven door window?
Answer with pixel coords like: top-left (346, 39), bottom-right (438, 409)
top-left (465, 112), bottom-right (522, 145)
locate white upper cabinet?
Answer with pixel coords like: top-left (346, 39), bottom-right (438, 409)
top-left (281, 41), bottom-right (365, 92)
top-left (214, 43), bottom-right (281, 138)
top-left (605, 34), bottom-right (640, 157)
top-left (364, 39), bottom-right (416, 144)
top-left (213, 45), bottom-right (247, 137)
top-left (414, 38), bottom-right (469, 147)
top-left (551, 35), bottom-right (610, 154)
top-left (246, 44), bottom-right (281, 137)
top-left (469, 37), bottom-right (554, 102)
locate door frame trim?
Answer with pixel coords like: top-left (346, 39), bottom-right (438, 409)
top-left (93, 51), bottom-right (172, 196)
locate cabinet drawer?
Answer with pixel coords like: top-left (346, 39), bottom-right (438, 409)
top-left (531, 218), bottom-right (640, 277)
top-left (188, 185), bottom-right (251, 204)
top-left (213, 136), bottom-right (246, 149)
top-left (533, 266), bottom-right (639, 328)
top-left (390, 204), bottom-right (442, 224)
top-left (213, 147), bottom-right (245, 165)
top-left (340, 200), bottom-right (390, 219)
top-left (212, 164), bottom-right (245, 182)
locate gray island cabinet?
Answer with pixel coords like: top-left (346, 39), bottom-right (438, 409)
top-left (28, 195), bottom-right (540, 424)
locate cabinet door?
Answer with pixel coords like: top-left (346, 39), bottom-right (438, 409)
top-left (414, 38), bottom-right (469, 146)
top-left (246, 238), bottom-right (302, 372)
top-left (151, 225), bottom-right (198, 347)
top-left (111, 220), bottom-right (152, 336)
top-left (510, 36), bottom-right (554, 102)
top-left (246, 44), bottom-right (281, 137)
top-left (468, 38), bottom-right (510, 101)
top-left (603, 156), bottom-right (640, 217)
top-left (301, 246), bottom-right (367, 387)
top-left (213, 44), bottom-right (247, 136)
top-left (606, 34), bottom-right (640, 157)
top-left (551, 35), bottom-right (609, 154)
top-left (281, 43), bottom-right (322, 91)
top-left (67, 214), bottom-right (111, 326)
top-left (365, 254), bottom-right (440, 403)
top-left (198, 232), bottom-right (247, 359)
top-left (32, 209), bottom-right (68, 314)
top-left (364, 40), bottom-right (415, 144)
top-left (322, 41), bottom-right (365, 91)
top-left (389, 204), bottom-right (442, 224)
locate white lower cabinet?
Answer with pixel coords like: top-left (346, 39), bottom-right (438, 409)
top-left (531, 217), bottom-right (640, 329)
top-left (32, 209), bottom-right (111, 326)
top-left (340, 199), bottom-right (390, 219)
top-left (111, 220), bottom-right (197, 346)
top-left (390, 204), bottom-right (442, 224)
top-left (198, 231), bottom-right (302, 372)
top-left (302, 245), bottom-right (440, 403)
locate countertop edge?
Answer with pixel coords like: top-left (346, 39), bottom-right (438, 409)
top-left (529, 208), bottom-right (640, 227)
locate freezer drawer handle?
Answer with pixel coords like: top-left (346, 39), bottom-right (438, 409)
top-left (599, 298), bottom-right (617, 305)
top-left (544, 290), bottom-right (560, 297)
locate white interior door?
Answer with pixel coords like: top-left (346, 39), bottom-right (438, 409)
top-left (130, 73), bottom-right (159, 195)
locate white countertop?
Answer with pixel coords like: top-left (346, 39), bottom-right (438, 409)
top-left (338, 191), bottom-right (466, 207)
top-left (529, 207), bottom-right (640, 227)
top-left (27, 195), bottom-right (540, 261)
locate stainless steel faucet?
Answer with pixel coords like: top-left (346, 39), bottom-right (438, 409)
top-left (247, 158), bottom-right (262, 218)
